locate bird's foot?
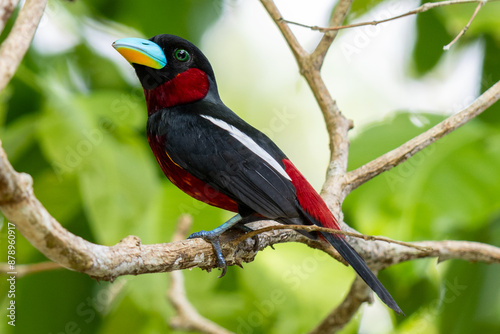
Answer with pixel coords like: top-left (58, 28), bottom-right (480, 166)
top-left (188, 230), bottom-right (227, 277)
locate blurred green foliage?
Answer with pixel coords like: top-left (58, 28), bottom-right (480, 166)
top-left (1, 0), bottom-right (499, 333)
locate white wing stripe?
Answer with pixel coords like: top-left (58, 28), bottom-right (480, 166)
top-left (201, 115), bottom-right (291, 181)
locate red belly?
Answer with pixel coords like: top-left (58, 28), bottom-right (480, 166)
top-left (148, 134), bottom-right (239, 212)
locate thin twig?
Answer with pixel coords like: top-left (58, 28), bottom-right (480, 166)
top-left (283, 0), bottom-right (495, 33)
top-left (0, 261), bottom-right (62, 278)
top-left (0, 0), bottom-right (20, 34)
top-left (261, 0), bottom-right (353, 217)
top-left (233, 224), bottom-right (430, 252)
top-left (259, 0), bottom-right (307, 61)
top-left (384, 240), bottom-right (500, 266)
top-left (344, 79), bottom-right (500, 196)
top-left (0, 140), bottom-right (338, 280)
top-left (170, 214), bottom-right (194, 243)
top-left (443, 1), bottom-right (485, 50)
top-left (0, 0), bottom-right (48, 92)
top-left (312, 0), bottom-right (354, 66)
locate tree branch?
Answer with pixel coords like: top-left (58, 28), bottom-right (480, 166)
top-left (259, 0), bottom-right (500, 331)
top-left (374, 240), bottom-right (500, 269)
top-left (344, 79), bottom-right (500, 195)
top-left (0, 261), bottom-right (62, 278)
top-left (282, 0), bottom-right (496, 33)
top-left (311, 0), bottom-right (354, 66)
top-left (259, 0), bottom-right (307, 61)
top-left (0, 0), bottom-right (19, 34)
top-left (234, 224), bottom-right (430, 252)
top-left (3, 132), bottom-right (497, 281)
top-left (234, 224), bottom-right (500, 269)
top-left (0, 140), bottom-right (340, 281)
top-left (0, 0), bottom-right (47, 92)
top-left (260, 0), bottom-right (353, 217)
top-left (443, 0), bottom-right (485, 50)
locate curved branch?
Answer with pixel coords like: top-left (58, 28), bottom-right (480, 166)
top-left (375, 240), bottom-right (500, 268)
top-left (234, 224), bottom-right (430, 252)
top-left (259, 0), bottom-right (308, 61)
top-left (2, 130), bottom-right (498, 281)
top-left (0, 0), bottom-right (20, 34)
top-left (283, 0), bottom-right (496, 33)
top-left (260, 0), bottom-right (353, 216)
top-left (0, 0), bottom-right (47, 92)
top-left (443, 1), bottom-right (485, 50)
top-left (1, 133), bottom-right (499, 334)
top-left (0, 140), bottom-right (339, 281)
top-left (0, 261), bottom-right (62, 278)
top-left (312, 0), bottom-right (353, 64)
top-left (344, 79), bottom-right (500, 196)
top-left (235, 224), bottom-right (500, 267)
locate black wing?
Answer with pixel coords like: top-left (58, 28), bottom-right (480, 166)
top-left (149, 103), bottom-right (300, 219)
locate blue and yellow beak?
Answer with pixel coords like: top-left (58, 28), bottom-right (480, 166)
top-left (112, 37), bottom-right (167, 69)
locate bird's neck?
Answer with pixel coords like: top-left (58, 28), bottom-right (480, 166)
top-left (144, 68), bottom-right (210, 115)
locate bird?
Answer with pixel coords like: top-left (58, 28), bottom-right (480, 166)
top-left (112, 34), bottom-right (403, 314)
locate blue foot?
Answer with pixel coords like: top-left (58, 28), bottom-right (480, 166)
top-left (188, 214), bottom-right (242, 278)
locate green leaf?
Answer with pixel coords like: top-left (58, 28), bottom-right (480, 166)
top-left (72, 90), bottom-right (146, 135)
top-left (345, 113), bottom-right (500, 240)
top-left (33, 171), bottom-right (81, 224)
top-left (0, 112), bottom-right (39, 163)
top-left (349, 0), bottom-right (385, 18)
top-left (36, 79), bottom-right (160, 243)
top-left (440, 1), bottom-right (500, 38)
top-left (4, 76), bottom-right (43, 125)
top-left (98, 293), bottom-right (168, 334)
top-left (13, 271), bottom-right (101, 334)
top-left (79, 138), bottom-right (159, 244)
top-left (86, 0), bottom-right (223, 42)
top-left (37, 97), bottom-right (94, 178)
top-left (479, 34), bottom-right (500, 123)
top-left (439, 261), bottom-right (500, 334)
top-left (412, 9), bottom-right (453, 75)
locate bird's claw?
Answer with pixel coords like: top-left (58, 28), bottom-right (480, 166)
top-left (188, 230), bottom-right (227, 278)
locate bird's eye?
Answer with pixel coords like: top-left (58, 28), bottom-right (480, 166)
top-left (174, 49), bottom-right (190, 62)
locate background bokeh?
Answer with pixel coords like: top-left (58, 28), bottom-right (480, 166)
top-left (1, 0), bottom-right (499, 333)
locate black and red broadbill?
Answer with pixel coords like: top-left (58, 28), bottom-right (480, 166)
top-left (113, 34), bottom-right (403, 314)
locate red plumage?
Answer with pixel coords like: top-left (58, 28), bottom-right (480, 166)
top-left (282, 159), bottom-right (341, 231)
top-left (148, 133), bottom-right (239, 212)
top-left (144, 68), bottom-right (209, 114)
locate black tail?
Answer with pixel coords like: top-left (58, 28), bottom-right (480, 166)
top-left (295, 206), bottom-right (403, 314)
top-left (322, 231), bottom-right (404, 314)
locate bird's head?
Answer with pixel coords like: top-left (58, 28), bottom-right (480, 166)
top-left (113, 34), bottom-right (218, 113)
